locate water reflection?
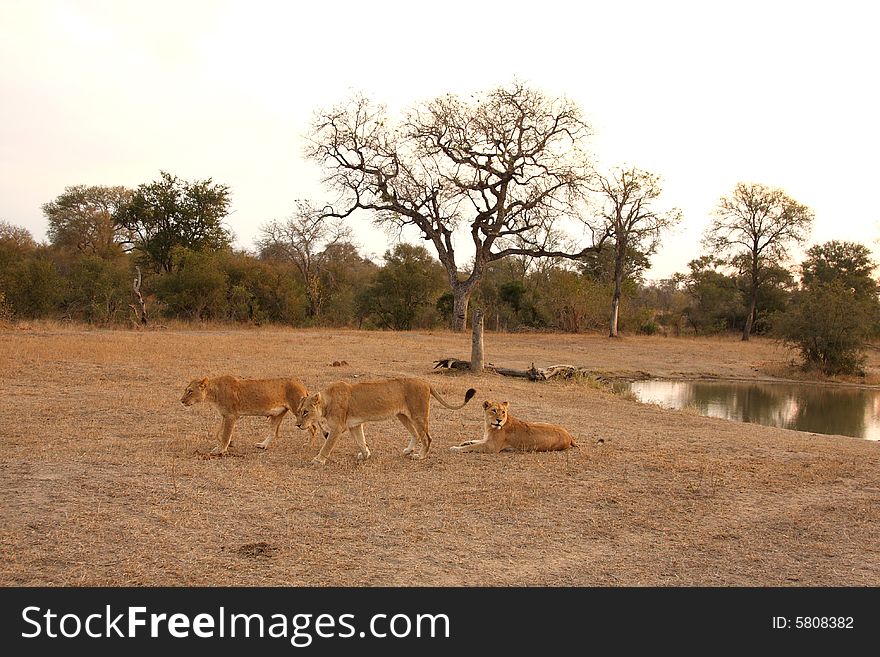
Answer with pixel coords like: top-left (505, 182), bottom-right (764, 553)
top-left (615, 380), bottom-right (880, 441)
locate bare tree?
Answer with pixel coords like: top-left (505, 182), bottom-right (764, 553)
top-left (306, 81), bottom-right (608, 331)
top-left (129, 266), bottom-right (147, 326)
top-left (704, 182), bottom-right (813, 341)
top-left (594, 166), bottom-right (682, 337)
top-left (257, 199), bottom-right (352, 318)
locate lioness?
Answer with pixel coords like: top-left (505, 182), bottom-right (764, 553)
top-left (180, 375), bottom-right (322, 455)
top-left (295, 377), bottom-right (477, 464)
top-left (451, 400), bottom-right (576, 453)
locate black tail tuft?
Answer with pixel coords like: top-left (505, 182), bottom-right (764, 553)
top-left (464, 388), bottom-right (476, 403)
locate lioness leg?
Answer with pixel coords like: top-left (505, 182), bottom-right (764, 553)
top-left (312, 428), bottom-right (345, 465)
top-left (397, 414), bottom-right (421, 456)
top-left (450, 437), bottom-right (504, 453)
top-left (411, 416), bottom-right (432, 458)
top-left (256, 409), bottom-right (288, 450)
top-left (350, 424), bottom-right (371, 461)
top-left (210, 415), bottom-right (237, 455)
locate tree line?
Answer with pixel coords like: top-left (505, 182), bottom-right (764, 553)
top-left (2, 82), bottom-right (878, 376)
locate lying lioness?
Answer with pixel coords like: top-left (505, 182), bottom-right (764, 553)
top-left (180, 375), bottom-right (322, 455)
top-left (451, 400), bottom-right (576, 453)
top-left (295, 377), bottom-right (476, 464)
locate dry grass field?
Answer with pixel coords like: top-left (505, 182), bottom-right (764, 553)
top-left (1, 326), bottom-right (878, 586)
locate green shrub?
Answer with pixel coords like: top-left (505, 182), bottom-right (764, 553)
top-left (773, 282), bottom-right (875, 376)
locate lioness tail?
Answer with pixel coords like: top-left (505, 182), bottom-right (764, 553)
top-left (430, 386), bottom-right (477, 410)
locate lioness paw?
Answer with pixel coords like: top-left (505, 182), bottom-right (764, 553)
top-left (311, 455), bottom-right (327, 466)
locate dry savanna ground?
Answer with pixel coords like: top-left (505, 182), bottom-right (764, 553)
top-left (1, 326), bottom-right (878, 586)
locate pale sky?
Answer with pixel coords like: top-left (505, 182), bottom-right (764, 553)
top-left (1, 0), bottom-right (878, 280)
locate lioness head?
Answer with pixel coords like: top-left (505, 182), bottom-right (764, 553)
top-left (180, 378), bottom-right (208, 406)
top-left (483, 400), bottom-right (510, 430)
top-left (295, 392), bottom-right (324, 428)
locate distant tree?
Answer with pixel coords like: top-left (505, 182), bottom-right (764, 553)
top-left (0, 290), bottom-right (11, 322)
top-left (0, 220), bottom-right (37, 252)
top-left (257, 200), bottom-right (351, 318)
top-left (307, 81), bottom-right (609, 331)
top-left (361, 243), bottom-right (445, 330)
top-left (0, 223), bottom-right (58, 319)
top-left (317, 241), bottom-right (377, 327)
top-left (6, 253), bottom-right (62, 318)
top-left (42, 185), bottom-right (132, 257)
top-left (222, 252), bottom-right (306, 325)
top-left (800, 240), bottom-right (878, 296)
top-left (114, 171), bottom-right (232, 273)
top-left (579, 242), bottom-right (649, 285)
top-left (775, 282), bottom-right (875, 376)
top-left (728, 258), bottom-right (796, 335)
top-left (681, 256), bottom-right (745, 334)
top-left (0, 221), bottom-right (36, 295)
top-left (633, 278), bottom-right (690, 336)
top-left (535, 267), bottom-right (607, 333)
top-left (592, 166), bottom-right (681, 337)
top-left (154, 247), bottom-right (229, 320)
top-left (703, 182), bottom-right (813, 341)
top-left (64, 255), bottom-right (131, 323)
top-left (774, 240), bottom-right (880, 375)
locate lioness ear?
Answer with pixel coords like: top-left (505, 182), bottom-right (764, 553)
top-left (482, 400), bottom-right (491, 410)
top-left (312, 392), bottom-right (322, 406)
top-left (199, 378), bottom-right (208, 389)
top-left (501, 401), bottom-right (509, 409)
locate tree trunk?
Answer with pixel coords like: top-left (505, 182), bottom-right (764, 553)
top-left (609, 270), bottom-right (623, 338)
top-left (742, 259), bottom-right (760, 341)
top-left (450, 284), bottom-right (474, 332)
top-left (609, 292), bottom-right (620, 338)
top-left (471, 309), bottom-right (484, 373)
top-left (130, 266), bottom-right (147, 326)
top-left (742, 288), bottom-right (757, 341)
top-left (609, 238), bottom-right (626, 338)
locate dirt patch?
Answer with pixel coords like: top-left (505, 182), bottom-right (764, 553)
top-left (226, 541), bottom-right (280, 559)
top-left (0, 327), bottom-right (878, 586)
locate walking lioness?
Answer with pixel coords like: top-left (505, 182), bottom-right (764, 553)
top-left (180, 375), bottom-right (322, 455)
top-left (451, 400), bottom-right (576, 453)
top-left (295, 377), bottom-right (476, 464)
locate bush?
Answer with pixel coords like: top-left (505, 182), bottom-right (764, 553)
top-left (65, 255), bottom-right (131, 323)
top-left (773, 282), bottom-right (875, 376)
top-left (637, 320), bottom-right (659, 336)
top-left (154, 248), bottom-right (228, 320)
top-left (0, 291), bottom-right (13, 324)
top-left (6, 257), bottom-right (63, 318)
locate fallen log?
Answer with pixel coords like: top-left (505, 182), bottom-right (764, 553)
top-left (433, 358), bottom-right (604, 382)
top-left (490, 366), bottom-right (534, 379)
